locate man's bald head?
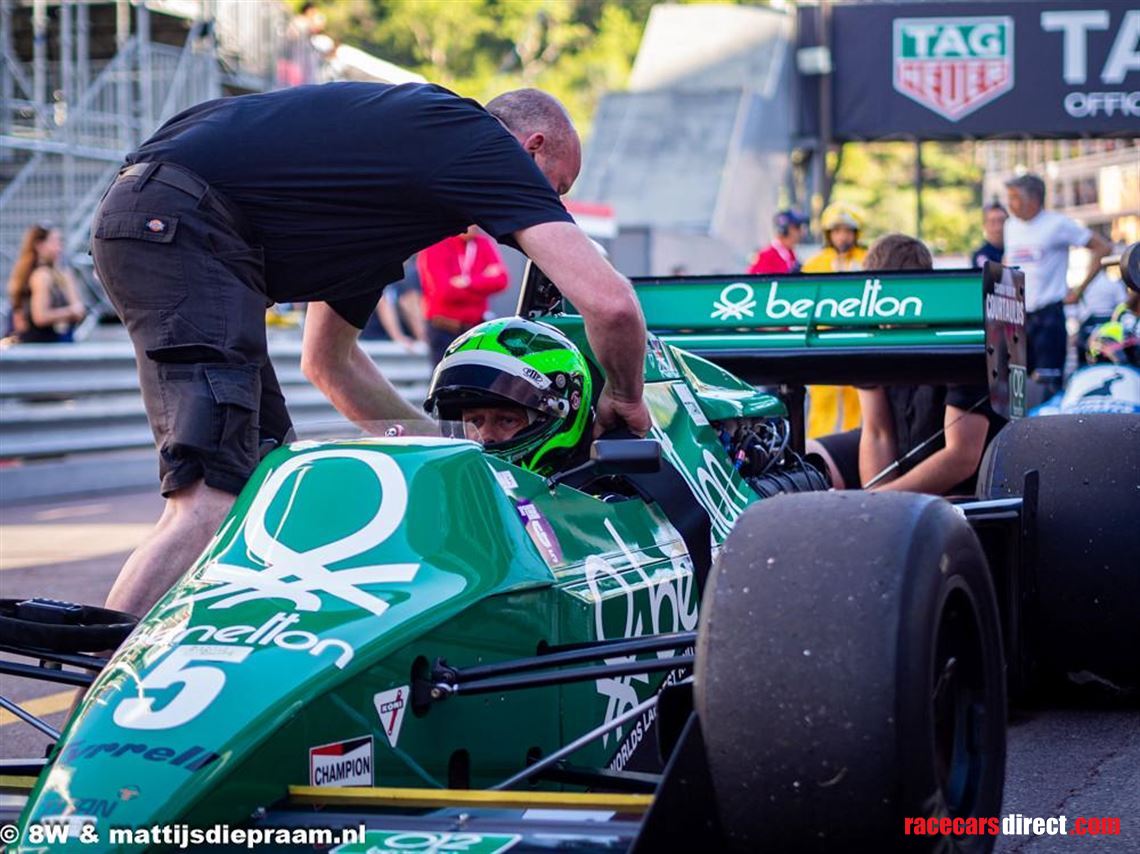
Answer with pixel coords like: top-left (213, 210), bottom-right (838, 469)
top-left (486, 89), bottom-right (581, 196)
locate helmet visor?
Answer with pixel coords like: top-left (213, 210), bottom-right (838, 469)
top-left (426, 350), bottom-right (569, 419)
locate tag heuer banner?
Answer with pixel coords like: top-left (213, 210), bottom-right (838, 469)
top-left (820, 1), bottom-right (1139, 139)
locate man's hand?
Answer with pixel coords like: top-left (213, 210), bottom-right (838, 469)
top-left (595, 384), bottom-right (651, 437)
top-left (514, 220), bottom-right (647, 415)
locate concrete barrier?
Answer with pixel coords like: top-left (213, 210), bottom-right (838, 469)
top-left (0, 339), bottom-right (433, 503)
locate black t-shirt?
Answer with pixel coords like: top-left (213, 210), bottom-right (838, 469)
top-left (128, 82), bottom-right (573, 326)
top-left (886, 383), bottom-right (1006, 495)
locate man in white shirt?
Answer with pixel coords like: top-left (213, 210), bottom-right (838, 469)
top-left (1004, 173), bottom-right (1111, 388)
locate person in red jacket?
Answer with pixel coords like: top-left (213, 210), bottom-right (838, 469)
top-left (747, 209), bottom-right (808, 275)
top-left (418, 225), bottom-right (510, 366)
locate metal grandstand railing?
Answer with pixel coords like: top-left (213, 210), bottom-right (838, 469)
top-left (0, 339), bottom-right (433, 460)
top-left (1, 0), bottom-right (406, 337)
top-left (0, 0), bottom-right (306, 314)
top-left (0, 20), bottom-right (220, 289)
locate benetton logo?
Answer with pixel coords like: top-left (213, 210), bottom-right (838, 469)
top-left (711, 281), bottom-right (923, 323)
top-left (893, 17), bottom-right (1014, 121)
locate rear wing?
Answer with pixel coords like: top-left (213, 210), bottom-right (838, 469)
top-left (520, 262), bottom-right (1027, 419)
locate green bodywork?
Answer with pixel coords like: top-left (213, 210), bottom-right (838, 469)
top-left (16, 270), bottom-right (994, 852)
top-left (16, 321), bottom-right (757, 852)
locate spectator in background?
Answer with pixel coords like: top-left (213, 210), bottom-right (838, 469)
top-left (1068, 257), bottom-right (1128, 366)
top-left (802, 201), bottom-right (867, 273)
top-left (419, 225), bottom-right (509, 366)
top-left (276, 2), bottom-right (327, 87)
top-left (5, 224), bottom-right (86, 343)
top-left (362, 256), bottom-right (428, 349)
top-left (809, 234), bottom-right (1006, 495)
top-left (801, 201), bottom-right (868, 437)
top-left (748, 209), bottom-right (808, 275)
top-left (972, 201), bottom-right (1007, 268)
top-left (378, 282), bottom-right (427, 351)
top-left (1004, 173), bottom-right (1111, 389)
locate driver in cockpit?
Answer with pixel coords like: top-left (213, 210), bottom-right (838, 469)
top-left (423, 317), bottom-right (595, 475)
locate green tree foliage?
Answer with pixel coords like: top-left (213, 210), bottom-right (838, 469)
top-left (831, 141), bottom-right (984, 255)
top-left (301, 0), bottom-right (655, 136)
top-left (300, 1), bottom-right (984, 253)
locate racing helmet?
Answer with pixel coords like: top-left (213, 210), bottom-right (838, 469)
top-left (820, 201), bottom-right (865, 234)
top-left (424, 318), bottom-right (593, 474)
top-left (1087, 305), bottom-right (1139, 366)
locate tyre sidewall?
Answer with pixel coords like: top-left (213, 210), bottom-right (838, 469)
top-left (895, 505), bottom-right (1007, 844)
top-left (696, 493), bottom-right (1006, 852)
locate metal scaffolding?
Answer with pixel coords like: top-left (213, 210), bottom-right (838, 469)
top-left (0, 0), bottom-right (288, 321)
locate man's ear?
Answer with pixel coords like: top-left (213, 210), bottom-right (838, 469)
top-left (523, 132), bottom-right (545, 154)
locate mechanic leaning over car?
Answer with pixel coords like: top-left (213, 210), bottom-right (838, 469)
top-left (801, 201), bottom-right (868, 442)
top-left (90, 83), bottom-right (650, 623)
top-left (808, 234), bottom-right (1006, 495)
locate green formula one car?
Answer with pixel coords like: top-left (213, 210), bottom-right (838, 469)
top-left (2, 257), bottom-right (1137, 853)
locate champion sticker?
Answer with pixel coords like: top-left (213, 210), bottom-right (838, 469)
top-left (309, 736), bottom-right (373, 787)
top-left (374, 685), bottom-right (408, 748)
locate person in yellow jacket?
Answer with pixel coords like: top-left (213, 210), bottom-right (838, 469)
top-left (802, 201), bottom-right (868, 273)
top-left (802, 202), bottom-right (868, 436)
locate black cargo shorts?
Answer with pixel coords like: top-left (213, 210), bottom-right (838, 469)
top-left (92, 162), bottom-right (293, 497)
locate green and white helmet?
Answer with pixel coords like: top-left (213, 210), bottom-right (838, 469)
top-left (424, 318), bottom-right (593, 474)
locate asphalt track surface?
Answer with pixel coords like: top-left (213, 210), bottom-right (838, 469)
top-left (1, 490), bottom-right (1137, 852)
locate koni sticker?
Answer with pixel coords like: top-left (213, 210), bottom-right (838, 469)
top-left (373, 686), bottom-right (408, 748)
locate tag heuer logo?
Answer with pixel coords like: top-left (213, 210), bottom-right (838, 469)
top-left (893, 17), bottom-right (1014, 121)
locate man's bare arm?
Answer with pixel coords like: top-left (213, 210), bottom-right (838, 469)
top-left (302, 301), bottom-right (428, 425)
top-left (857, 388), bottom-right (898, 487)
top-left (515, 221), bottom-right (649, 434)
top-left (875, 406), bottom-right (990, 495)
top-left (1072, 232), bottom-right (1114, 295)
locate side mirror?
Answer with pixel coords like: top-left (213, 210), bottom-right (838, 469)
top-left (546, 438), bottom-right (661, 488)
top-left (589, 439), bottom-right (661, 474)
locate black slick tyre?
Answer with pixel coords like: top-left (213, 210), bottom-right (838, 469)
top-left (695, 491), bottom-right (1006, 853)
top-left (977, 413), bottom-right (1140, 691)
